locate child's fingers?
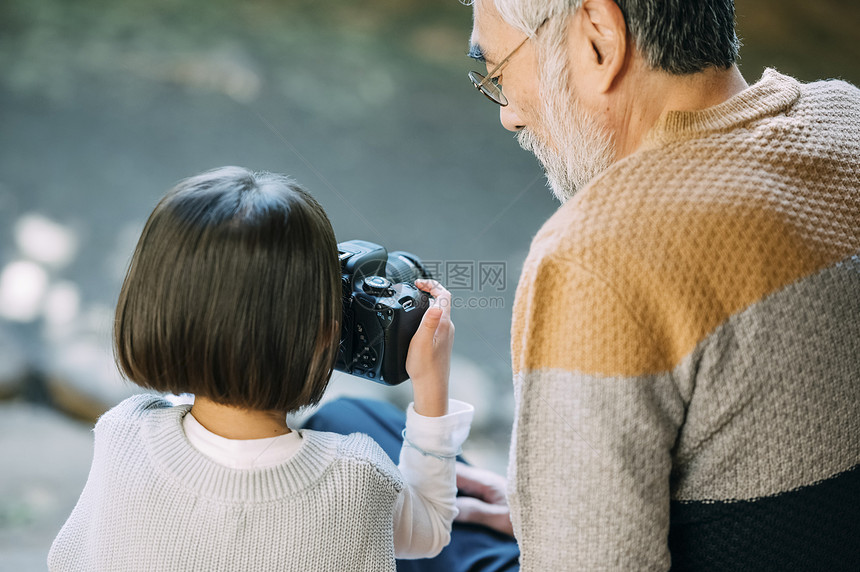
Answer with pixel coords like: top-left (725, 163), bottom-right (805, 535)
top-left (419, 305), bottom-right (443, 332)
top-left (415, 279), bottom-right (448, 301)
top-left (415, 279), bottom-right (452, 322)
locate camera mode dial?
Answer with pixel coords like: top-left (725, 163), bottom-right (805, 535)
top-left (362, 276), bottom-right (393, 296)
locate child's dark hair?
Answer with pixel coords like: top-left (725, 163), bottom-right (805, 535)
top-left (114, 166), bottom-right (341, 413)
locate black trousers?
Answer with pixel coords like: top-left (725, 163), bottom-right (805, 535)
top-left (303, 397), bottom-right (521, 572)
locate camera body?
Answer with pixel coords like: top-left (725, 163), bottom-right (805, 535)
top-left (336, 240), bottom-right (432, 385)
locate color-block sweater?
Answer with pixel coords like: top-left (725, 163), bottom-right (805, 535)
top-left (508, 69), bottom-right (860, 571)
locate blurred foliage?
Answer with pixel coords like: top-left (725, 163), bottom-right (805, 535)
top-left (0, 0), bottom-right (470, 103)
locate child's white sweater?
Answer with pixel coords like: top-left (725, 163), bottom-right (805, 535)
top-left (48, 394), bottom-right (473, 571)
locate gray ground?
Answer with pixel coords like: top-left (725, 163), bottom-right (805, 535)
top-left (1, 0), bottom-right (858, 569)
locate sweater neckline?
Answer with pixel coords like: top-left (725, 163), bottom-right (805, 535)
top-left (182, 411), bottom-right (304, 469)
top-left (644, 68), bottom-right (801, 146)
top-left (140, 402), bottom-right (341, 503)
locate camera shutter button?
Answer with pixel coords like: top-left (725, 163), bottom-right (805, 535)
top-left (362, 276), bottom-right (392, 295)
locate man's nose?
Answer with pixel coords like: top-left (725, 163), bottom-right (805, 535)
top-left (500, 105), bottom-right (525, 132)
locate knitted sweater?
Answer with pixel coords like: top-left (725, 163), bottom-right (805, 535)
top-left (508, 69), bottom-right (860, 571)
top-left (48, 395), bottom-right (408, 571)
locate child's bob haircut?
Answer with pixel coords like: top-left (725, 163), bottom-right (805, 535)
top-left (114, 166), bottom-right (341, 413)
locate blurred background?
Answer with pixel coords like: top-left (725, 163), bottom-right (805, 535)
top-left (1, 0), bottom-right (858, 568)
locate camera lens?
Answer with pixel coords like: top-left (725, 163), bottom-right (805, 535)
top-left (386, 251), bottom-right (431, 283)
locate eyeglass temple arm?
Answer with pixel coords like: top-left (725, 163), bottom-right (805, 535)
top-left (476, 35), bottom-right (531, 90)
top-left (476, 17), bottom-right (551, 90)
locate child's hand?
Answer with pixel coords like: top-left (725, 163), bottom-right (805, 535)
top-left (405, 279), bottom-right (453, 417)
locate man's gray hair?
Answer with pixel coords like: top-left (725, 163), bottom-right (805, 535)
top-left (493, 0), bottom-right (740, 74)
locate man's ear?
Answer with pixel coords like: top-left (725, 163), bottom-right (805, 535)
top-left (568, 0), bottom-right (628, 93)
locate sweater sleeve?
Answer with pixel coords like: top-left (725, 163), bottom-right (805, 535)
top-left (509, 253), bottom-right (685, 571)
top-left (392, 399), bottom-right (474, 559)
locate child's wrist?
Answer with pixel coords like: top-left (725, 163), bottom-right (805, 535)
top-left (411, 380), bottom-right (448, 417)
top-left (413, 400), bottom-right (448, 417)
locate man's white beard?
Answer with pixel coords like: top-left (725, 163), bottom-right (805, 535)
top-left (516, 81), bottom-right (615, 203)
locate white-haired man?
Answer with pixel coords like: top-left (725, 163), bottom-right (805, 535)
top-left (456, 0), bottom-right (859, 569)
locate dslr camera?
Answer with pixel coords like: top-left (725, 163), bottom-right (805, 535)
top-left (336, 240), bottom-right (433, 385)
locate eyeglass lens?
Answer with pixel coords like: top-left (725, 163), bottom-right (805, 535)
top-left (468, 71), bottom-right (508, 106)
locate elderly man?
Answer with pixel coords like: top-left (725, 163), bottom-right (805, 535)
top-left (459, 0), bottom-right (860, 569)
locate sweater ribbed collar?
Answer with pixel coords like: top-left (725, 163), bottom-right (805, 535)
top-left (139, 400), bottom-right (342, 503)
top-left (644, 68), bottom-right (801, 147)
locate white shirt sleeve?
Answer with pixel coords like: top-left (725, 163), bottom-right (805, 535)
top-left (393, 399), bottom-right (474, 559)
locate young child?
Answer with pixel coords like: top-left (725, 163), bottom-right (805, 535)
top-left (48, 166), bottom-right (473, 571)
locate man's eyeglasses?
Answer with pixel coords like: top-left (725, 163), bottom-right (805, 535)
top-left (468, 17), bottom-right (550, 107)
